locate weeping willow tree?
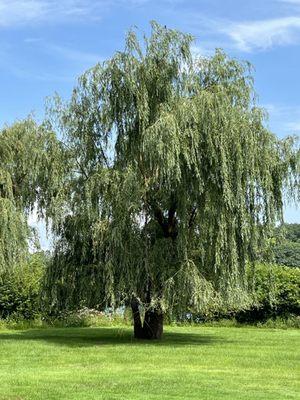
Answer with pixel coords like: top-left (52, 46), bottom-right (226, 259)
top-left (45, 22), bottom-right (299, 339)
top-left (0, 118), bottom-right (61, 270)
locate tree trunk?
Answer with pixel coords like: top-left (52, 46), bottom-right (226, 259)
top-left (131, 299), bottom-right (163, 340)
top-left (131, 298), bottom-right (144, 339)
top-left (143, 307), bottom-right (163, 339)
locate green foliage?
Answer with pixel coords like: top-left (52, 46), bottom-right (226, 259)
top-left (175, 262), bottom-right (300, 323)
top-left (0, 253), bottom-right (46, 319)
top-left (0, 118), bottom-right (62, 270)
top-left (280, 223), bottom-right (300, 242)
top-left (44, 22), bottom-right (299, 319)
top-left (42, 308), bottom-right (130, 328)
top-left (272, 223), bottom-right (300, 267)
top-left (274, 241), bottom-right (300, 268)
top-left (256, 315), bottom-right (300, 329)
top-left (235, 263), bottom-right (300, 322)
top-left (177, 316), bottom-right (300, 329)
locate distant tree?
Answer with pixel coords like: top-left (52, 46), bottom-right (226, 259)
top-left (235, 263), bottom-right (300, 322)
top-left (0, 118), bottom-right (61, 270)
top-left (45, 22), bottom-right (299, 339)
top-left (281, 223), bottom-right (300, 243)
top-left (273, 224), bottom-right (300, 267)
top-left (274, 242), bottom-right (300, 268)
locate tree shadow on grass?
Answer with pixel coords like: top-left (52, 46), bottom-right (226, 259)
top-left (0, 327), bottom-right (227, 348)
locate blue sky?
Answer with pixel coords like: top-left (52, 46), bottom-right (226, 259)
top-left (0, 0), bottom-right (299, 247)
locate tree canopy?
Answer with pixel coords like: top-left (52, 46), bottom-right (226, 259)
top-left (39, 22), bottom-right (299, 338)
top-left (0, 118), bottom-right (61, 270)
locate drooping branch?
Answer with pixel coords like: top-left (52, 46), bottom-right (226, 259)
top-left (188, 206), bottom-right (197, 229)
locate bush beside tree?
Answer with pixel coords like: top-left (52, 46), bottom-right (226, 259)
top-left (0, 253), bottom-right (46, 320)
top-left (236, 263), bottom-right (300, 322)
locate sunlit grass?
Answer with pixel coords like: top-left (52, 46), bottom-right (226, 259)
top-left (0, 326), bottom-right (299, 399)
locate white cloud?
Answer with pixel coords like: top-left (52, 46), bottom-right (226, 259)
top-left (224, 16), bottom-right (300, 52)
top-left (186, 12), bottom-right (300, 53)
top-left (0, 1), bottom-right (45, 26)
top-left (0, 0), bottom-right (103, 27)
top-left (0, 0), bottom-right (164, 28)
top-left (280, 0), bottom-right (300, 4)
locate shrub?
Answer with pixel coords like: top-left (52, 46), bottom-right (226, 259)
top-left (235, 263), bottom-right (300, 322)
top-left (40, 307), bottom-right (130, 328)
top-left (0, 253), bottom-right (46, 320)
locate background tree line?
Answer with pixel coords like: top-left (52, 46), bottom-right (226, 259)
top-left (273, 224), bottom-right (300, 268)
top-left (1, 226), bottom-right (299, 324)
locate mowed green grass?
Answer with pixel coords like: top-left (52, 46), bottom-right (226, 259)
top-left (0, 326), bottom-right (299, 400)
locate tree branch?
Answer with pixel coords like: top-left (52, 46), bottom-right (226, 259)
top-left (188, 206), bottom-right (197, 229)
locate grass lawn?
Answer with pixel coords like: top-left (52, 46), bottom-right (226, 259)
top-left (0, 325), bottom-right (299, 400)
